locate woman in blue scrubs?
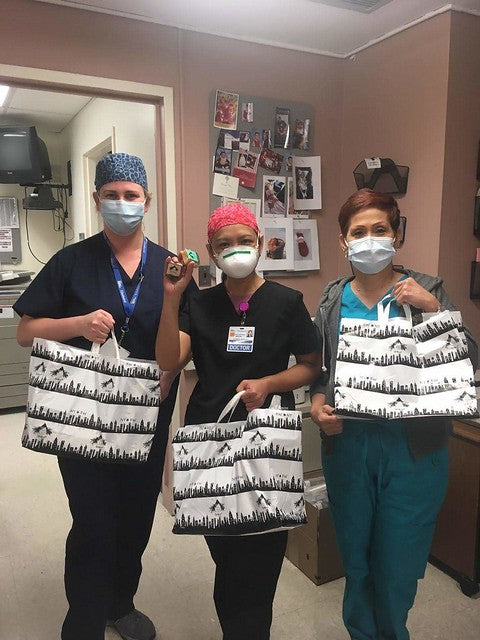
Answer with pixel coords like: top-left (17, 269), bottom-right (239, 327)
top-left (14, 153), bottom-right (194, 640)
top-left (310, 189), bottom-right (477, 640)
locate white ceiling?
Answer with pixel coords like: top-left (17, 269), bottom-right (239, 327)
top-left (0, 87), bottom-right (92, 132)
top-left (33, 0), bottom-right (480, 57)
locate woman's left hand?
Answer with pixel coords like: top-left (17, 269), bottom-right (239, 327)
top-left (236, 379), bottom-right (271, 412)
top-left (392, 277), bottom-right (439, 312)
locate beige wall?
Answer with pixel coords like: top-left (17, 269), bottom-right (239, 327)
top-left (1, 0), bottom-right (479, 352)
top-left (439, 12), bottom-right (480, 343)
top-left (340, 13), bottom-right (451, 278)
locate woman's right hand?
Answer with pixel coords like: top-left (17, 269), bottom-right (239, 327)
top-left (78, 309), bottom-right (115, 343)
top-left (164, 257), bottom-right (195, 299)
top-left (310, 402), bottom-right (343, 435)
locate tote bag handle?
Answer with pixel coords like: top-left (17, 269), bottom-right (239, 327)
top-left (217, 390), bottom-right (246, 423)
top-left (90, 330), bottom-right (121, 360)
top-left (216, 391), bottom-right (283, 424)
top-left (269, 395), bottom-right (282, 410)
top-left (377, 295), bottom-right (412, 326)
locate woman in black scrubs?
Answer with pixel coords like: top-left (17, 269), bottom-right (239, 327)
top-left (14, 153), bottom-right (194, 640)
top-left (156, 202), bottom-right (321, 640)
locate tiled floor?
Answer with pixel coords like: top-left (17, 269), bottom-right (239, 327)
top-left (1, 409), bottom-right (478, 639)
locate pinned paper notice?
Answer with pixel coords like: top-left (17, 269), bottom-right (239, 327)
top-left (0, 228), bottom-right (13, 252)
top-left (212, 173), bottom-right (239, 199)
top-left (365, 157), bottom-right (381, 169)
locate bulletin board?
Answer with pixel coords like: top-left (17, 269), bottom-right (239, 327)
top-left (209, 90), bottom-right (320, 273)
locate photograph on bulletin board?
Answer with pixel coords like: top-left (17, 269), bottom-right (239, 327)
top-left (262, 176), bottom-right (286, 217)
top-left (262, 129), bottom-right (272, 149)
top-left (293, 219), bottom-right (320, 270)
top-left (213, 147), bottom-right (232, 175)
top-left (274, 107), bottom-right (290, 149)
top-left (292, 118), bottom-right (310, 150)
top-left (250, 129), bottom-right (262, 149)
top-left (293, 155), bottom-right (322, 210)
top-left (259, 148), bottom-right (284, 174)
top-left (241, 102), bottom-right (253, 123)
top-left (214, 90), bottom-right (239, 130)
top-left (232, 151), bottom-right (259, 188)
top-left (257, 217), bottom-right (294, 271)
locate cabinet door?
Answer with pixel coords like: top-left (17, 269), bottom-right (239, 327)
top-left (431, 423), bottom-right (480, 581)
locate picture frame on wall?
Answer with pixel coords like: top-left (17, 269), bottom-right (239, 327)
top-left (257, 217), bottom-right (294, 271)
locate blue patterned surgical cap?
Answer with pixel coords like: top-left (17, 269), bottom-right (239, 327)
top-left (95, 153), bottom-right (148, 191)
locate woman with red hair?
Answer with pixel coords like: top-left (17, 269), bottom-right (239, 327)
top-left (156, 202), bottom-right (320, 640)
top-left (310, 188), bottom-right (477, 640)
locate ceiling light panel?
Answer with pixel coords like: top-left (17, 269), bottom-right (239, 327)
top-left (307, 0), bottom-right (394, 13)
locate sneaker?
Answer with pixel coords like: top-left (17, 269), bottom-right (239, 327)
top-left (110, 609), bottom-right (156, 640)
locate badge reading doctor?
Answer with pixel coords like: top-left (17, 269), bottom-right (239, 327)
top-left (226, 326), bottom-right (255, 353)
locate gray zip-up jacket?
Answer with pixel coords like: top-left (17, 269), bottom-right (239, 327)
top-left (310, 268), bottom-right (478, 459)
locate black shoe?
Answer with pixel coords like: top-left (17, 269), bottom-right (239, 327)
top-left (109, 609), bottom-right (156, 640)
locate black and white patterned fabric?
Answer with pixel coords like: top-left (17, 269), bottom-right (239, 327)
top-left (172, 393), bottom-right (306, 536)
top-left (22, 336), bottom-right (161, 462)
top-left (335, 303), bottom-right (478, 420)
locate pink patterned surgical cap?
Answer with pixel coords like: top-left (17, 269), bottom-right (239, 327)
top-left (207, 202), bottom-right (260, 242)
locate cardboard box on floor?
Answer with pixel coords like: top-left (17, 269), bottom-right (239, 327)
top-left (285, 471), bottom-right (344, 585)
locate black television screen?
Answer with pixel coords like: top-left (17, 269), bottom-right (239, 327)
top-left (0, 126), bottom-right (52, 184)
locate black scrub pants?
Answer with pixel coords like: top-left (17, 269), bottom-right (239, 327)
top-left (57, 423), bottom-right (168, 640)
top-left (205, 530), bottom-right (288, 640)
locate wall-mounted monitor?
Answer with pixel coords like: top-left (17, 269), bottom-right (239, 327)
top-left (0, 125), bottom-right (52, 184)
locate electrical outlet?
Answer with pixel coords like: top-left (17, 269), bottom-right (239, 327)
top-left (198, 265), bottom-right (211, 287)
top-left (79, 232), bottom-right (85, 240)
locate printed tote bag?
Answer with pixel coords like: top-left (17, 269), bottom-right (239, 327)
top-left (22, 333), bottom-right (161, 462)
top-left (335, 299), bottom-right (477, 420)
top-left (172, 392), bottom-right (306, 536)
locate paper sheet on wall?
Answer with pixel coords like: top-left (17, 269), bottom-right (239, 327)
top-left (212, 173), bottom-right (239, 199)
top-left (0, 228), bottom-right (14, 252)
top-left (0, 197), bottom-right (19, 228)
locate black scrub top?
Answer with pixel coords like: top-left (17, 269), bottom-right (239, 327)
top-left (179, 280), bottom-right (318, 425)
top-left (14, 232), bottom-right (195, 429)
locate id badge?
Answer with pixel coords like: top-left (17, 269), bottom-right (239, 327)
top-left (226, 326), bottom-right (255, 353)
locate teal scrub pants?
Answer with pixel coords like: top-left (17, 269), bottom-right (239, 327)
top-left (322, 421), bottom-right (448, 640)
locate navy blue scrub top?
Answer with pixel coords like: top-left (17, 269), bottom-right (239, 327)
top-left (14, 232), bottom-right (196, 427)
top-left (14, 232), bottom-right (194, 359)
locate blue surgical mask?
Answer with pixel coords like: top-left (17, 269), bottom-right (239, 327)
top-left (100, 199), bottom-right (145, 236)
top-left (347, 236), bottom-right (396, 274)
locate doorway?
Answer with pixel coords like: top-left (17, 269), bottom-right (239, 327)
top-left (84, 135), bottom-right (114, 237)
top-left (0, 63), bottom-right (178, 252)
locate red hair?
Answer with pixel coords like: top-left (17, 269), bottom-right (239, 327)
top-left (338, 189), bottom-right (400, 236)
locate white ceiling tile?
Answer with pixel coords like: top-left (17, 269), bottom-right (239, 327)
top-left (8, 89), bottom-right (91, 116)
